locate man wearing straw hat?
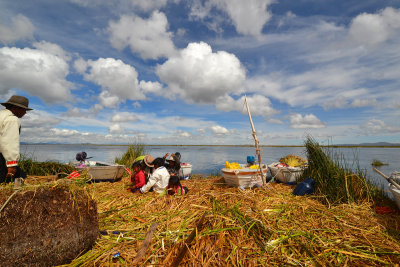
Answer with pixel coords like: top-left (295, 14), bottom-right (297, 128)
top-left (0, 95), bottom-right (33, 183)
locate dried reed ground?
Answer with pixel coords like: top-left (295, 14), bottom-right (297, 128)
top-left (62, 175), bottom-right (400, 266)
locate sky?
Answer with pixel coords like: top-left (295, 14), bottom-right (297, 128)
top-left (0, 0), bottom-right (400, 145)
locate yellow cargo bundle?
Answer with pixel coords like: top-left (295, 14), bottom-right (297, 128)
top-left (279, 154), bottom-right (307, 167)
top-left (249, 165), bottom-right (260, 169)
top-left (225, 161), bottom-right (242, 169)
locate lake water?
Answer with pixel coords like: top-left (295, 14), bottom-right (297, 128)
top-left (21, 144), bottom-right (399, 190)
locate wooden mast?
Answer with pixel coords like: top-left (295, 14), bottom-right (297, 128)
top-left (244, 95), bottom-right (265, 185)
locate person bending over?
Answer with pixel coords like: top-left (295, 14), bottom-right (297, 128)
top-left (165, 154), bottom-right (181, 176)
top-left (162, 175), bottom-right (188, 196)
top-left (140, 158), bottom-right (170, 194)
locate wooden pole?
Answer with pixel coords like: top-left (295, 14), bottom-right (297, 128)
top-left (373, 168), bottom-right (400, 190)
top-left (132, 223), bottom-right (158, 265)
top-left (170, 212), bottom-right (207, 267)
top-left (244, 95), bottom-right (265, 185)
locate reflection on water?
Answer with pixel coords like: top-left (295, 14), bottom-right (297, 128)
top-left (21, 144), bottom-right (399, 190)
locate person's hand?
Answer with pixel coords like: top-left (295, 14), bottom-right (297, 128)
top-left (163, 153), bottom-right (169, 159)
top-left (6, 166), bottom-right (17, 178)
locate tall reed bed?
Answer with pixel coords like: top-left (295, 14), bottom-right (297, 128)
top-left (114, 143), bottom-right (146, 167)
top-left (19, 154), bottom-right (74, 176)
top-left (302, 135), bottom-right (386, 205)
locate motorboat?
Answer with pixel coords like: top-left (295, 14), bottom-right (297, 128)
top-left (221, 164), bottom-right (269, 188)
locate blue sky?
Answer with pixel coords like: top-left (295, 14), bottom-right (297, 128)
top-left (0, 0), bottom-right (399, 145)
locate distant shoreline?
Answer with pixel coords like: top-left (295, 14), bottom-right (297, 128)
top-left (21, 143), bottom-right (400, 148)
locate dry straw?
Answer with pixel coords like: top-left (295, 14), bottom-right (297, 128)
top-left (56, 175), bottom-right (400, 266)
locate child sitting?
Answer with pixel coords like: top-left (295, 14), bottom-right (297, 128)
top-left (163, 175), bottom-right (188, 196)
top-left (127, 161), bottom-right (145, 193)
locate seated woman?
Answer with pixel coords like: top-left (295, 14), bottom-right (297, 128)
top-left (140, 158), bottom-right (170, 194)
top-left (165, 154), bottom-right (181, 176)
top-left (162, 175), bottom-right (188, 196)
top-left (136, 155), bottom-right (154, 182)
top-left (127, 161), bottom-right (145, 193)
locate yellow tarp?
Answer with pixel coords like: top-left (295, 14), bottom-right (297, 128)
top-left (225, 161), bottom-right (242, 169)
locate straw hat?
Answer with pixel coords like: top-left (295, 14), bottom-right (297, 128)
top-left (1, 95), bottom-right (33, 110)
top-left (144, 155), bottom-right (154, 167)
top-left (166, 155), bottom-right (175, 162)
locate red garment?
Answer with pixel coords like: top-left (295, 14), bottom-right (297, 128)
top-left (131, 170), bottom-right (145, 188)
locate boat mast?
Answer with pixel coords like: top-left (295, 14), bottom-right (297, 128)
top-left (244, 95), bottom-right (265, 185)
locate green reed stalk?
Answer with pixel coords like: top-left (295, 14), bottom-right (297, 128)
top-left (19, 154), bottom-right (74, 176)
top-left (302, 135), bottom-right (386, 205)
top-left (114, 143), bottom-right (146, 167)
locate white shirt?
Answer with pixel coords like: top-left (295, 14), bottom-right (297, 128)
top-left (0, 109), bottom-right (20, 167)
top-left (140, 166), bottom-right (170, 194)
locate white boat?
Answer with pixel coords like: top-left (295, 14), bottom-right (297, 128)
top-left (268, 162), bottom-right (305, 184)
top-left (221, 165), bottom-right (269, 188)
top-left (389, 184), bottom-right (400, 210)
top-left (179, 163), bottom-right (192, 180)
top-left (74, 161), bottom-right (126, 182)
top-left (388, 172), bottom-right (400, 209)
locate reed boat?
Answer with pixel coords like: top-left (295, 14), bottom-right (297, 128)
top-left (221, 165), bottom-right (269, 188)
top-left (74, 161), bottom-right (125, 182)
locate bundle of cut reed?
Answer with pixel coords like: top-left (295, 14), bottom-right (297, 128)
top-left (0, 181), bottom-right (98, 266)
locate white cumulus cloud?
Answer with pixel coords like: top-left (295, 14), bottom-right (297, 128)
top-left (349, 7), bottom-right (400, 47)
top-left (0, 14), bottom-right (35, 44)
top-left (98, 91), bottom-right (120, 108)
top-left (360, 118), bottom-right (400, 134)
top-left (33, 41), bottom-right (71, 61)
top-left (0, 46), bottom-right (72, 103)
top-left (110, 112), bottom-right (138, 122)
top-left (289, 113), bottom-right (326, 129)
top-left (77, 57), bottom-right (146, 107)
top-left (108, 11), bottom-right (176, 60)
top-left (139, 80), bottom-right (164, 95)
top-left (190, 0), bottom-right (273, 36)
top-left (216, 94), bottom-right (278, 117)
top-left (209, 125), bottom-right (230, 135)
top-left (109, 123), bottom-right (124, 133)
top-left (156, 42), bottom-right (246, 103)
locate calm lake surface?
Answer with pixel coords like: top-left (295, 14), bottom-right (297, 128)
top-left (21, 144), bottom-right (399, 190)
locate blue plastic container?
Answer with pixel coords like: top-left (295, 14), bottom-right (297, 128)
top-left (293, 177), bottom-right (315, 196)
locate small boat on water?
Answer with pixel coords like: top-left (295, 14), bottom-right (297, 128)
top-left (389, 184), bottom-right (400, 209)
top-left (388, 172), bottom-right (400, 209)
top-left (74, 161), bottom-right (125, 182)
top-left (222, 164), bottom-right (269, 188)
top-left (269, 162), bottom-right (306, 184)
top-left (373, 168), bottom-right (400, 210)
top-left (179, 163), bottom-right (192, 180)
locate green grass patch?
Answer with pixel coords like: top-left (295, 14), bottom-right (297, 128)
top-left (19, 154), bottom-right (74, 176)
top-left (371, 159), bottom-right (389, 167)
